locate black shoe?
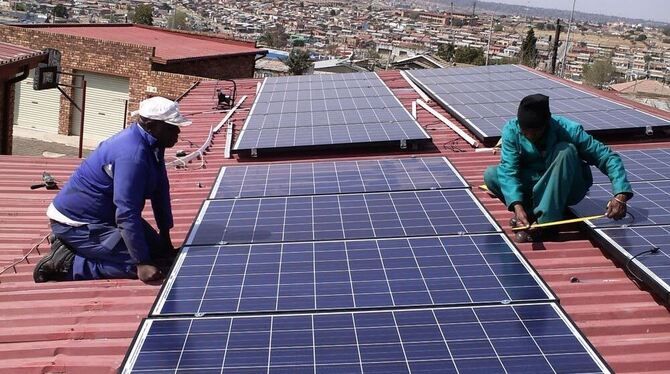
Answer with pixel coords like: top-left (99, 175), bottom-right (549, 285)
top-left (33, 238), bottom-right (76, 283)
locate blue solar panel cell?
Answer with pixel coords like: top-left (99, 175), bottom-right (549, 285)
top-left (153, 233), bottom-right (553, 316)
top-left (593, 225), bottom-right (670, 303)
top-left (591, 148), bottom-right (670, 184)
top-left (123, 303), bottom-right (611, 374)
top-left (210, 157), bottom-right (468, 199)
top-left (234, 72), bottom-right (430, 152)
top-left (186, 189), bottom-right (499, 246)
top-left (407, 65), bottom-right (670, 144)
top-left (570, 181), bottom-right (670, 228)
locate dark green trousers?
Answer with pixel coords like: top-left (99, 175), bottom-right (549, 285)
top-left (484, 142), bottom-right (592, 224)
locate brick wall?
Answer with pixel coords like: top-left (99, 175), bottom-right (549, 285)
top-left (149, 71), bottom-right (210, 100)
top-left (153, 55), bottom-right (257, 79)
top-left (0, 25), bottom-right (251, 139)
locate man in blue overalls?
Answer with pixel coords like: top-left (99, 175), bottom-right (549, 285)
top-left (484, 94), bottom-right (632, 242)
top-left (34, 96), bottom-right (191, 283)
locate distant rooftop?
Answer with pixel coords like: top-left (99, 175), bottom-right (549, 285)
top-left (22, 24), bottom-right (265, 63)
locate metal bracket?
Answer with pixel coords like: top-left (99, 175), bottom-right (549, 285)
top-left (400, 139), bottom-right (407, 150)
top-left (645, 126), bottom-right (653, 136)
top-left (251, 148), bottom-right (258, 158)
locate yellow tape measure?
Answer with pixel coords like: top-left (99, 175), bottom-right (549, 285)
top-left (511, 215), bottom-right (605, 231)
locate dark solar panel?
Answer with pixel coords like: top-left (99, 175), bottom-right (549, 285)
top-left (234, 72), bottom-right (430, 153)
top-left (186, 189), bottom-right (500, 246)
top-left (591, 148), bottom-right (670, 184)
top-left (407, 65), bottom-right (670, 145)
top-left (210, 157), bottom-right (468, 199)
top-left (594, 225), bottom-right (670, 303)
top-left (153, 234), bottom-right (553, 316)
top-left (123, 303), bottom-right (611, 374)
top-left (570, 181), bottom-right (670, 228)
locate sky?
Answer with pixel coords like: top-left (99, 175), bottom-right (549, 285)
top-left (488, 0), bottom-right (670, 23)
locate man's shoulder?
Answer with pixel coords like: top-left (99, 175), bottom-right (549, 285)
top-left (552, 115), bottom-right (582, 131)
top-left (501, 118), bottom-right (520, 137)
top-left (97, 127), bottom-right (149, 161)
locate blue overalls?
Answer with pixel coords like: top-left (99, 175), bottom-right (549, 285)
top-left (50, 123), bottom-right (173, 280)
top-left (484, 116), bottom-right (632, 224)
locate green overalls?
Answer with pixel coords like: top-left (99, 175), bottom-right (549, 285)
top-left (484, 115), bottom-right (632, 224)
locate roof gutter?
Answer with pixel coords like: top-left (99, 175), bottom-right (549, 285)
top-left (2, 66), bottom-right (29, 154)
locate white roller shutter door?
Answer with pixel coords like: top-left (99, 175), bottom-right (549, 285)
top-left (71, 71), bottom-right (129, 142)
top-left (13, 72), bottom-right (60, 133)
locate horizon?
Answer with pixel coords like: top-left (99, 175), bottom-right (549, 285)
top-left (486, 0), bottom-right (670, 23)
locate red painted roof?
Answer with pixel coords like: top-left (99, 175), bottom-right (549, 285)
top-left (32, 25), bottom-right (264, 62)
top-left (1, 69), bottom-right (670, 373)
top-left (0, 41), bottom-right (45, 66)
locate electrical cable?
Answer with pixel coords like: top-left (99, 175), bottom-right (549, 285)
top-left (625, 245), bottom-right (660, 284)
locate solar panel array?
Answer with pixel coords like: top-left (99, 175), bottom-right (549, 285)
top-left (407, 65), bottom-right (670, 145)
top-left (125, 304), bottom-right (608, 374)
top-left (153, 234), bottom-right (552, 315)
top-left (233, 72), bottom-right (430, 154)
top-left (210, 157), bottom-right (468, 199)
top-left (123, 156), bottom-right (610, 373)
top-left (572, 147), bottom-right (670, 304)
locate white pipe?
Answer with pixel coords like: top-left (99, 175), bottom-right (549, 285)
top-left (166, 126), bottom-right (213, 168)
top-left (416, 99), bottom-right (479, 148)
top-left (224, 120), bottom-right (234, 159)
top-left (399, 70), bottom-right (430, 103)
top-left (213, 95), bottom-right (247, 133)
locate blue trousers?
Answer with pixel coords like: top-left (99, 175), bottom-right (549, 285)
top-left (484, 142), bottom-right (592, 224)
top-left (50, 219), bottom-right (164, 280)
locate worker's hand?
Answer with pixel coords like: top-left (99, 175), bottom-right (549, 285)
top-left (137, 264), bottom-right (163, 283)
top-left (606, 193), bottom-right (629, 220)
top-left (513, 204), bottom-right (531, 228)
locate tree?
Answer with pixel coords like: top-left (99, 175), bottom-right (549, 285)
top-left (53, 4), bottom-right (67, 18)
top-left (582, 59), bottom-right (615, 88)
top-left (168, 10), bottom-right (189, 30)
top-left (663, 26), bottom-right (670, 37)
top-left (437, 43), bottom-right (455, 61)
top-left (293, 39), bottom-right (305, 47)
top-left (454, 46), bottom-right (485, 65)
top-left (258, 25), bottom-right (289, 48)
top-left (493, 24), bottom-right (503, 32)
top-left (636, 34), bottom-right (647, 41)
top-left (132, 4), bottom-right (153, 26)
top-left (519, 27), bottom-right (538, 68)
top-left (15, 3), bottom-right (26, 11)
top-left (330, 9), bottom-right (336, 16)
top-left (285, 49), bottom-right (313, 75)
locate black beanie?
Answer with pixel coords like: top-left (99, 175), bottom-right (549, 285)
top-left (517, 94), bottom-right (551, 129)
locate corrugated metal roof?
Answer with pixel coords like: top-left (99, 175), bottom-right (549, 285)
top-left (0, 41), bottom-right (45, 67)
top-left (1, 70), bottom-right (669, 373)
top-left (31, 25), bottom-right (264, 62)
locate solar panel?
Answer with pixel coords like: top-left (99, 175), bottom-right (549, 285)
top-left (186, 189), bottom-right (500, 246)
top-left (591, 148), bottom-right (670, 184)
top-left (407, 65), bottom-right (670, 145)
top-left (234, 72), bottom-right (430, 154)
top-left (153, 233), bottom-right (554, 316)
top-left (570, 181), bottom-right (670, 228)
top-left (594, 225), bottom-right (670, 304)
top-left (122, 303), bottom-right (611, 374)
top-left (210, 157), bottom-right (468, 200)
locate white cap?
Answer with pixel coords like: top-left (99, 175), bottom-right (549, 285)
top-left (131, 96), bottom-right (192, 127)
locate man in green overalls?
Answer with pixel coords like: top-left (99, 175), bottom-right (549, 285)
top-left (483, 94), bottom-right (632, 242)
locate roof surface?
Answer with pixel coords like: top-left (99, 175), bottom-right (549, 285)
top-left (610, 79), bottom-right (670, 97)
top-left (1, 70), bottom-right (670, 373)
top-left (0, 41), bottom-right (45, 67)
top-left (33, 25), bottom-right (263, 62)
